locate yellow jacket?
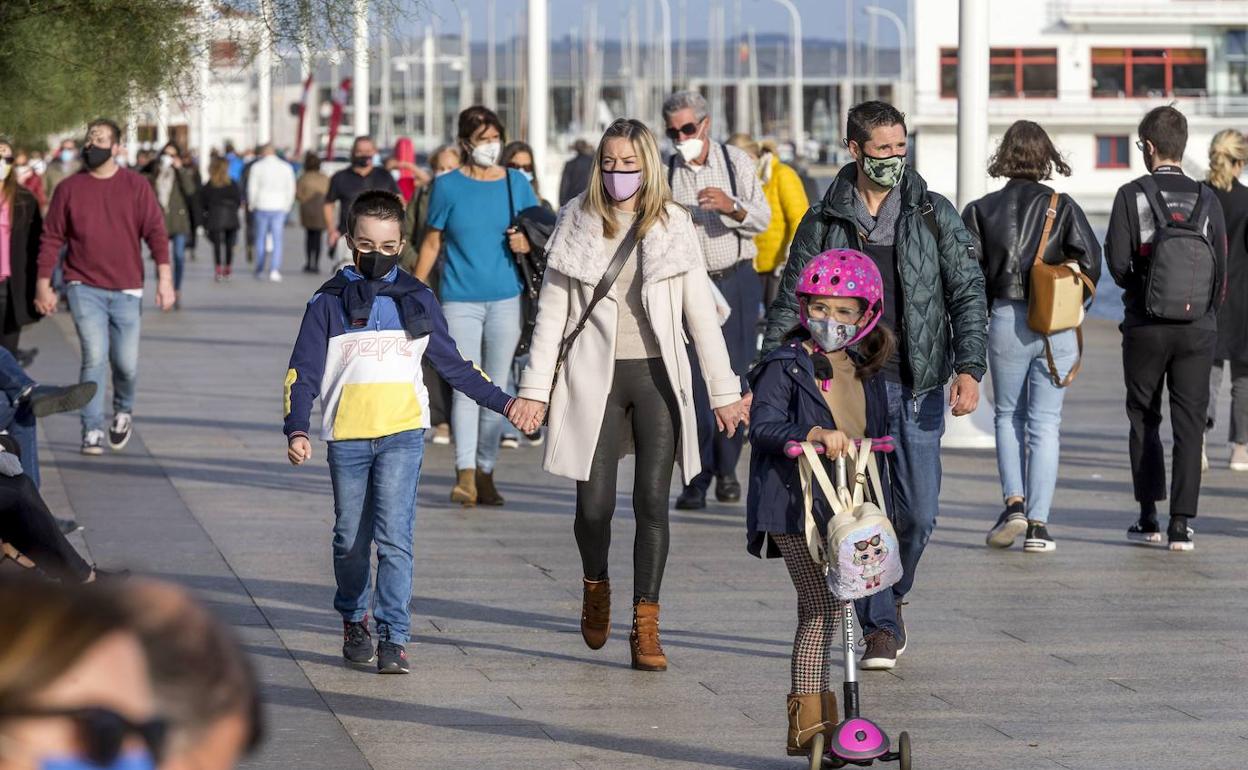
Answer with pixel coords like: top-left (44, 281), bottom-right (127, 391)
top-left (753, 154), bottom-right (810, 274)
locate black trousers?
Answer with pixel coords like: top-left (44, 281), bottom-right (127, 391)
top-left (575, 358), bottom-right (680, 603)
top-left (209, 229), bottom-right (237, 268)
top-left (305, 228), bottom-right (324, 270)
top-left (1122, 324), bottom-right (1217, 518)
top-left (0, 472), bottom-right (92, 581)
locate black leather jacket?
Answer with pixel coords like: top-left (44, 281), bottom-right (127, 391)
top-left (961, 178), bottom-right (1102, 309)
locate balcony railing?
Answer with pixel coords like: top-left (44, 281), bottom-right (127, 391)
top-left (912, 93), bottom-right (1248, 121)
top-left (1050, 0), bottom-right (1248, 26)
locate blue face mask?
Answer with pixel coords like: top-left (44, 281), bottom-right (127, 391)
top-left (41, 751), bottom-right (156, 770)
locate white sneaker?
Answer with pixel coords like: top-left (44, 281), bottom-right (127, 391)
top-left (81, 429), bottom-right (105, 456)
top-left (500, 434), bottom-right (520, 450)
top-left (431, 423), bottom-right (451, 446)
top-left (269, 270), bottom-right (283, 282)
top-left (108, 413), bottom-right (132, 451)
top-left (1230, 444), bottom-right (1248, 472)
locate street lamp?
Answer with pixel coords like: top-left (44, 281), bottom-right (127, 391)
top-left (864, 5), bottom-right (909, 112)
top-left (762, 0), bottom-right (804, 154)
top-left (654, 0), bottom-right (673, 98)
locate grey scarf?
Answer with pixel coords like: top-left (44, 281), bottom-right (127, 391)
top-left (852, 187), bottom-right (901, 246)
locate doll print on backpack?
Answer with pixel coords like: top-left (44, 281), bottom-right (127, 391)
top-left (851, 533), bottom-right (890, 590)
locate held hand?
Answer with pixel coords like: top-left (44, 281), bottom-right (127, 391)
top-left (507, 228), bottom-right (532, 254)
top-left (713, 398), bottom-right (749, 438)
top-left (508, 398), bottom-right (547, 433)
top-left (697, 186), bottom-right (736, 215)
top-left (34, 283), bottom-right (58, 317)
top-left (949, 373), bottom-right (980, 417)
top-left (808, 428), bottom-right (851, 458)
top-left (288, 436), bottom-right (312, 466)
top-left (154, 279), bottom-right (177, 312)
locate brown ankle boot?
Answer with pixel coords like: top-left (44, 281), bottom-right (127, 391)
top-left (474, 469), bottom-right (505, 506)
top-left (629, 600), bottom-right (667, 671)
top-left (786, 693), bottom-right (832, 755)
top-left (450, 469), bottom-right (477, 506)
top-left (580, 578), bottom-right (610, 650)
top-left (821, 690), bottom-right (840, 736)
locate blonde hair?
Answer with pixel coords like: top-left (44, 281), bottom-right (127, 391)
top-left (583, 119), bottom-right (671, 240)
top-left (1207, 129), bottom-right (1248, 192)
top-left (726, 132), bottom-right (759, 158)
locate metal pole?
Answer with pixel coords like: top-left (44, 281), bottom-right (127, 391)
top-left (655, 0), bottom-right (673, 99)
top-left (767, 0), bottom-right (804, 154)
top-left (867, 9), bottom-right (877, 99)
top-left (197, 0), bottom-right (213, 177)
top-left (677, 0), bottom-right (687, 88)
top-left (460, 9), bottom-right (473, 110)
top-left (486, 0), bottom-right (497, 109)
top-left (352, 0), bottom-right (369, 137)
top-left (528, 0), bottom-right (550, 186)
top-left (379, 33), bottom-right (392, 147)
top-left (256, 0), bottom-right (273, 145)
top-left (423, 25), bottom-right (436, 151)
top-left (846, 0), bottom-right (855, 106)
top-left (865, 6), bottom-right (908, 111)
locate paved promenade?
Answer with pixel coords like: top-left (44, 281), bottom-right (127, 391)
top-left (26, 233), bottom-right (1248, 769)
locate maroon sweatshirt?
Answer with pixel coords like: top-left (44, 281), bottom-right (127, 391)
top-left (38, 168), bottom-right (170, 290)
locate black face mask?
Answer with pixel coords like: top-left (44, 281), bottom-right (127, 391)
top-left (355, 250), bottom-right (400, 280)
top-left (82, 145), bottom-right (112, 170)
top-left (351, 155), bottom-right (371, 168)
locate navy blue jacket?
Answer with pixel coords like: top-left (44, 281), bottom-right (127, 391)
top-left (746, 339), bottom-right (890, 558)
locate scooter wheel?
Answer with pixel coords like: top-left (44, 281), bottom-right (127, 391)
top-left (808, 733), bottom-right (826, 770)
top-left (897, 731), bottom-right (912, 770)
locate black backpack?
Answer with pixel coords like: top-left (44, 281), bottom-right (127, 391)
top-left (1137, 176), bottom-right (1218, 322)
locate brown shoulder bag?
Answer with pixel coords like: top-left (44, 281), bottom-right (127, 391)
top-left (1025, 192), bottom-right (1096, 388)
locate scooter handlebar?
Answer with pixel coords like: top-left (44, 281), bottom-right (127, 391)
top-left (783, 437), bottom-right (896, 459)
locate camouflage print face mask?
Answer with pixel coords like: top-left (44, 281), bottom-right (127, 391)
top-left (860, 153), bottom-right (906, 189)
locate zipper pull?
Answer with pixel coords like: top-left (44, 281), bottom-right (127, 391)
top-left (912, 396), bottom-right (919, 419)
top-left (680, 390), bottom-right (689, 406)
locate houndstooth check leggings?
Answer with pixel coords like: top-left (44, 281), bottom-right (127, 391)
top-left (773, 532), bottom-right (842, 694)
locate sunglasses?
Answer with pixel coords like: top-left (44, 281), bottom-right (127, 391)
top-left (1, 706), bottom-right (167, 765)
top-left (855, 534), bottom-right (882, 551)
top-left (664, 121), bottom-right (702, 142)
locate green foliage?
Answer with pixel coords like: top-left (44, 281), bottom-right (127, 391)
top-left (0, 0), bottom-right (201, 144)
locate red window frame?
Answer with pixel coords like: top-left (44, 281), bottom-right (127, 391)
top-left (1090, 47), bottom-right (1207, 98)
top-left (940, 48), bottom-right (1058, 98)
top-left (1095, 135), bottom-right (1130, 170)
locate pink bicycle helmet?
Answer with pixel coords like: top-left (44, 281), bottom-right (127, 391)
top-left (795, 248), bottom-right (884, 347)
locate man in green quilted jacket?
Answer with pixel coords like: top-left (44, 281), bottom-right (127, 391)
top-left (762, 101), bottom-right (988, 672)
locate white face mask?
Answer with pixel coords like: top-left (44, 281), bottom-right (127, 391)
top-left (31, 159), bottom-right (46, 175)
top-left (0, 160), bottom-right (8, 181)
top-left (390, 169), bottom-right (401, 181)
top-left (471, 141), bottom-right (501, 167)
top-left (676, 137), bottom-right (705, 163)
top-left (160, 155), bottom-right (175, 169)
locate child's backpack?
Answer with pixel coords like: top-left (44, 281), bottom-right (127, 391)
top-left (1136, 176), bottom-right (1218, 322)
top-left (797, 440), bottom-right (903, 601)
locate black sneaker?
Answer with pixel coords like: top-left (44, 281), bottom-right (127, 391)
top-left (108, 413), bottom-right (132, 451)
top-left (1127, 518), bottom-right (1162, 545)
top-left (377, 640), bottom-right (410, 674)
top-left (1023, 521), bottom-right (1056, 553)
top-left (24, 382), bottom-right (98, 418)
top-left (894, 601), bottom-right (908, 654)
top-left (715, 475), bottom-right (742, 503)
top-left (1167, 516), bottom-right (1194, 552)
top-left (986, 506), bottom-right (1027, 548)
top-left (859, 630), bottom-right (898, 670)
top-left (674, 485), bottom-right (706, 510)
top-left (56, 517), bottom-right (84, 536)
top-left (342, 620), bottom-right (376, 667)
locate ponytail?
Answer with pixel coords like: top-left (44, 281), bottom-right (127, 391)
top-left (1207, 129), bottom-right (1247, 192)
top-left (854, 324), bottom-right (896, 381)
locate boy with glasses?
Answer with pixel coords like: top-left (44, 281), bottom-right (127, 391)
top-left (283, 190), bottom-right (535, 673)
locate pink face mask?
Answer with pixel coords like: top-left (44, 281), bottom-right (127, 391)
top-left (603, 170), bottom-right (642, 202)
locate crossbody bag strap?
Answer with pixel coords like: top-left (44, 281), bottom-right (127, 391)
top-left (1032, 192), bottom-right (1060, 268)
top-left (555, 220), bottom-right (641, 366)
top-left (1043, 325), bottom-right (1084, 388)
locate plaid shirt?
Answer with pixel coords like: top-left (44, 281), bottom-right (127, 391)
top-left (667, 143), bottom-right (771, 273)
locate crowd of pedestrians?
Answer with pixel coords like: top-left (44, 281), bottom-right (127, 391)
top-left (2, 83), bottom-right (1245, 767)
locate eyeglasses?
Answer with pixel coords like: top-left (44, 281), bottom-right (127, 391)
top-left (664, 121), bottom-right (702, 142)
top-left (1135, 140), bottom-right (1147, 152)
top-left (0, 707), bottom-right (168, 765)
top-left (805, 302), bottom-right (863, 324)
top-left (854, 534), bottom-right (882, 551)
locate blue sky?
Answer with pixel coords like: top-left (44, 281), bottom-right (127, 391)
top-left (402, 0), bottom-right (911, 46)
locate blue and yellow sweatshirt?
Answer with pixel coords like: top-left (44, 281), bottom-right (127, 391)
top-left (283, 266), bottom-right (513, 442)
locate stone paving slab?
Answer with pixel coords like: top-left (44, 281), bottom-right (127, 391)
top-left (23, 233), bottom-right (1248, 769)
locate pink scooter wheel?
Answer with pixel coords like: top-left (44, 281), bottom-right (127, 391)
top-left (829, 717), bottom-right (889, 761)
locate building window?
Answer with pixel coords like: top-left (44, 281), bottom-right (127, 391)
top-left (1229, 31), bottom-right (1248, 95)
top-left (940, 48), bottom-right (1058, 98)
top-left (1091, 48), bottom-right (1207, 98)
top-left (1096, 136), bottom-right (1130, 169)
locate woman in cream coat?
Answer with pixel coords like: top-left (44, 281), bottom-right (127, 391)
top-left (512, 119), bottom-right (748, 672)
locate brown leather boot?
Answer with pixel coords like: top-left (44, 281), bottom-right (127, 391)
top-left (450, 469), bottom-right (477, 506)
top-left (474, 469), bottom-right (505, 506)
top-left (821, 690), bottom-right (840, 736)
top-left (629, 600), bottom-right (667, 671)
top-left (786, 693), bottom-right (833, 756)
top-left (580, 578), bottom-right (610, 650)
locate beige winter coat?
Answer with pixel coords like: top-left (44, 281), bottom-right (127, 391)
top-left (519, 197), bottom-right (741, 484)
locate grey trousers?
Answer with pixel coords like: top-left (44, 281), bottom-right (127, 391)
top-left (1208, 360), bottom-right (1248, 445)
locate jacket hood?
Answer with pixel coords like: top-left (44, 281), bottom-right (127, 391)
top-left (817, 160), bottom-right (931, 222)
top-left (543, 195), bottom-right (705, 287)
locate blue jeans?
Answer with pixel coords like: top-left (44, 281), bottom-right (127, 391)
top-left (67, 284), bottom-right (141, 436)
top-left (855, 381), bottom-right (945, 637)
top-left (0, 348), bottom-right (38, 486)
top-left (169, 233), bottom-right (186, 291)
top-left (327, 429), bottom-right (426, 644)
top-left (988, 301), bottom-right (1077, 523)
top-left (252, 209), bottom-right (287, 274)
top-left (442, 296), bottom-right (521, 472)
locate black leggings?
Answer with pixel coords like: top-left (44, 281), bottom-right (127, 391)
top-left (575, 358), bottom-right (680, 603)
top-left (210, 229), bottom-right (237, 268)
top-left (0, 473), bottom-right (92, 582)
top-left (305, 229), bottom-right (324, 270)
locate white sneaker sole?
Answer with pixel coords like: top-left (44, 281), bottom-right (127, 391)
top-left (1230, 463), bottom-right (1248, 472)
top-left (986, 517), bottom-right (1028, 548)
top-left (859, 656), bottom-right (897, 671)
top-left (109, 432), bottom-right (132, 451)
top-left (1168, 541), bottom-right (1194, 552)
top-left (1127, 531), bottom-right (1163, 545)
top-left (431, 436), bottom-right (451, 446)
top-left (81, 445), bottom-right (104, 456)
top-left (1024, 539), bottom-right (1056, 553)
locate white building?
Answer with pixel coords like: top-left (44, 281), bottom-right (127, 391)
top-left (911, 0), bottom-right (1248, 214)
